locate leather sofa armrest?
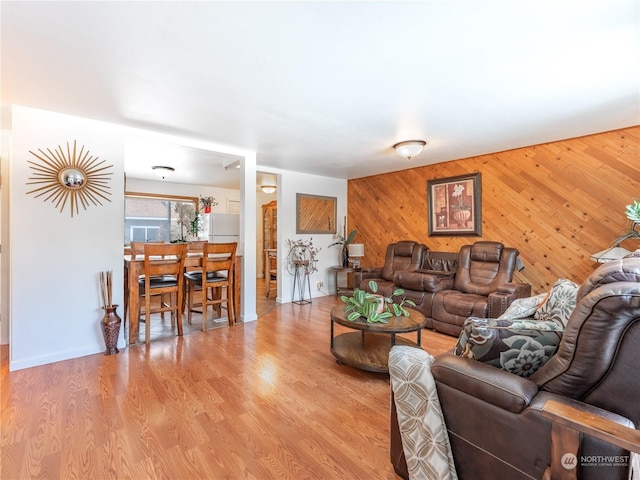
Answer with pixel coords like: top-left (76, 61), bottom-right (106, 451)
top-left (498, 282), bottom-right (532, 296)
top-left (487, 282), bottom-right (532, 317)
top-left (431, 353), bottom-right (539, 414)
top-left (353, 267), bottom-right (383, 287)
top-left (394, 270), bottom-right (455, 292)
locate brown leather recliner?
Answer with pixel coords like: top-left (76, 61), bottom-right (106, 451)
top-left (429, 241), bottom-right (529, 336)
top-left (391, 257), bottom-right (640, 480)
top-left (353, 241), bottom-right (426, 297)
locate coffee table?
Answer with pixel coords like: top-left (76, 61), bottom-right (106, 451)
top-left (330, 305), bottom-right (427, 373)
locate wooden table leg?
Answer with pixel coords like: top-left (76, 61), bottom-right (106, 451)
top-left (128, 262), bottom-right (140, 344)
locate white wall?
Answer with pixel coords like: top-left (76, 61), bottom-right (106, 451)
top-left (276, 171), bottom-right (347, 303)
top-left (9, 106), bottom-right (126, 370)
top-left (1, 108), bottom-right (10, 345)
top-left (4, 105), bottom-right (348, 370)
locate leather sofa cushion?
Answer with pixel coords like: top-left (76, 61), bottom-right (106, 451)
top-left (423, 251), bottom-right (458, 272)
top-left (394, 241), bottom-right (417, 257)
top-left (469, 241), bottom-right (503, 263)
top-left (394, 270), bottom-right (454, 292)
top-left (438, 291), bottom-right (488, 317)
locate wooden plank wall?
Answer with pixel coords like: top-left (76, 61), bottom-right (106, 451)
top-left (347, 126), bottom-right (640, 294)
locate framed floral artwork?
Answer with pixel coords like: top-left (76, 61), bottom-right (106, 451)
top-left (427, 173), bottom-right (482, 236)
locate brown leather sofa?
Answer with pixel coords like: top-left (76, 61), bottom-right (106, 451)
top-left (356, 240), bottom-right (530, 337)
top-left (390, 257), bottom-right (640, 480)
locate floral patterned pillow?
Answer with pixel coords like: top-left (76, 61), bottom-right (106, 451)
top-left (454, 317), bottom-right (564, 378)
top-left (497, 293), bottom-right (548, 321)
top-left (534, 278), bottom-right (579, 328)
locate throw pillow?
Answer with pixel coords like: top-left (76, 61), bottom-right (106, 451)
top-left (497, 293), bottom-right (548, 321)
top-left (454, 317), bottom-right (564, 378)
top-left (534, 278), bottom-right (579, 328)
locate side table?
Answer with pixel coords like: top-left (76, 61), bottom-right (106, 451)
top-left (330, 265), bottom-right (359, 297)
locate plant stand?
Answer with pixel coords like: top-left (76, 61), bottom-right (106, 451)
top-left (291, 261), bottom-right (312, 305)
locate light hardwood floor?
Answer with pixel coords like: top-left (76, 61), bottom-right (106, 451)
top-left (0, 286), bottom-right (456, 479)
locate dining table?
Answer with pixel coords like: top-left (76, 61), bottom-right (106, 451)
top-left (124, 252), bottom-right (242, 345)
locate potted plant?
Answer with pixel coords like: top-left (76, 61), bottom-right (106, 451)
top-left (190, 210), bottom-right (204, 238)
top-left (329, 220), bottom-right (357, 267)
top-left (340, 280), bottom-right (416, 323)
top-left (199, 196), bottom-right (218, 213)
top-left (174, 202), bottom-right (197, 242)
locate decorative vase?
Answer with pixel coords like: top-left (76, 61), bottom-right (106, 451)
top-left (453, 209), bottom-right (471, 227)
top-left (101, 305), bottom-right (121, 356)
top-left (342, 246), bottom-right (349, 267)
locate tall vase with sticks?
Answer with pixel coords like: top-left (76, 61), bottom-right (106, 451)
top-left (99, 270), bottom-right (121, 355)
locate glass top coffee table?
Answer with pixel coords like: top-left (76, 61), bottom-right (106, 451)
top-left (330, 305), bottom-right (427, 373)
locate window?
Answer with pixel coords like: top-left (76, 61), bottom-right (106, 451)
top-left (124, 192), bottom-right (199, 244)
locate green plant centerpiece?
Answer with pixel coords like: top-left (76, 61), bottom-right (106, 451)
top-left (341, 280), bottom-right (416, 323)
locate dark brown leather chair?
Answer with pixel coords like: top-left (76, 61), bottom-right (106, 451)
top-left (429, 241), bottom-right (529, 336)
top-left (391, 257), bottom-right (640, 480)
top-left (353, 241), bottom-right (426, 297)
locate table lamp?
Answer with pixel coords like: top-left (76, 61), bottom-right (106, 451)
top-left (348, 243), bottom-right (365, 269)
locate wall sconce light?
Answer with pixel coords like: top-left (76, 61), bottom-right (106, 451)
top-left (393, 140), bottom-right (426, 160)
top-left (152, 166), bottom-right (175, 179)
top-left (347, 243), bottom-right (365, 269)
top-left (261, 185), bottom-right (277, 194)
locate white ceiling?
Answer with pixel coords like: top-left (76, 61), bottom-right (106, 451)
top-left (2, 1), bottom-right (639, 190)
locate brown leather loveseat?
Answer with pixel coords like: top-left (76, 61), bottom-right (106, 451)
top-left (356, 240), bottom-right (530, 337)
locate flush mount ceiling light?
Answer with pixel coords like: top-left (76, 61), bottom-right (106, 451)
top-left (152, 166), bottom-right (175, 179)
top-left (261, 185), bottom-right (277, 194)
top-left (393, 140), bottom-right (427, 160)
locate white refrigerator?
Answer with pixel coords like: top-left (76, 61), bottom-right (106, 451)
top-left (209, 213), bottom-right (240, 244)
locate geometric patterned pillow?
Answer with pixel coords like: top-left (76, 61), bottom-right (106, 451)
top-left (497, 293), bottom-right (548, 320)
top-left (454, 316), bottom-right (564, 378)
top-left (533, 278), bottom-right (579, 328)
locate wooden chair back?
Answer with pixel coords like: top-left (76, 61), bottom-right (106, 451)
top-left (187, 240), bottom-right (207, 253)
top-left (130, 241), bottom-right (165, 258)
top-left (141, 243), bottom-right (187, 344)
top-left (202, 242), bottom-right (237, 326)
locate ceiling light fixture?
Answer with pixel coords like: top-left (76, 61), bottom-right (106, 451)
top-left (261, 185), bottom-right (277, 194)
top-left (393, 140), bottom-right (426, 160)
top-left (152, 166), bottom-right (175, 179)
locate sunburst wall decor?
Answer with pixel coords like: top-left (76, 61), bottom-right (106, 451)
top-left (26, 140), bottom-right (113, 217)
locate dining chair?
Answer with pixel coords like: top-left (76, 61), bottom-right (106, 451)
top-left (184, 242), bottom-right (237, 330)
top-left (127, 241), bottom-right (169, 324)
top-left (182, 240), bottom-right (208, 312)
top-left (137, 243), bottom-right (187, 344)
